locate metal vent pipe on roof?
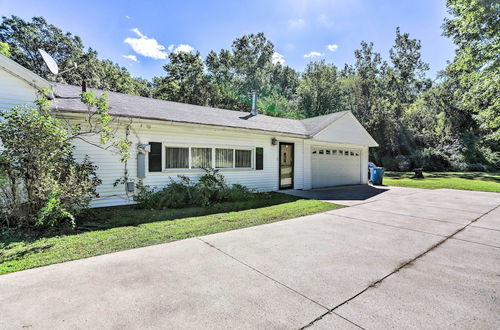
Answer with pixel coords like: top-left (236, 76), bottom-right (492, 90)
top-left (250, 90), bottom-right (257, 116)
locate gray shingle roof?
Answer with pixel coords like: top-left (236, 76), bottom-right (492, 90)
top-left (52, 83), bottom-right (348, 137)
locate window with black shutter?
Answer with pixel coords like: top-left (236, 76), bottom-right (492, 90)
top-left (148, 142), bottom-right (162, 172)
top-left (255, 147), bottom-right (264, 170)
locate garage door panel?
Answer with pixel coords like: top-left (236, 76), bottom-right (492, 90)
top-left (311, 147), bottom-right (360, 188)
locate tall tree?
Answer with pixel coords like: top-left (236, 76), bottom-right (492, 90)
top-left (442, 0), bottom-right (499, 144)
top-left (389, 27), bottom-right (431, 109)
top-left (297, 60), bottom-right (345, 117)
top-left (205, 33), bottom-right (276, 111)
top-left (270, 64), bottom-right (299, 100)
top-left (340, 41), bottom-right (402, 162)
top-left (153, 51), bottom-right (213, 106)
top-left (386, 28), bottom-right (431, 155)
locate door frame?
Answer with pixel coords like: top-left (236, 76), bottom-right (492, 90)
top-left (278, 142), bottom-right (294, 190)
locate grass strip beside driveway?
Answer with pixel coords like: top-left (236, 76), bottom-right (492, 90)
top-left (0, 199), bottom-right (340, 275)
top-left (384, 172), bottom-right (500, 192)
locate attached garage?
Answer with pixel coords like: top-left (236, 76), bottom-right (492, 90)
top-left (311, 146), bottom-right (361, 188)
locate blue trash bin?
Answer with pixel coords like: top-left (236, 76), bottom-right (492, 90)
top-left (370, 167), bottom-right (385, 185)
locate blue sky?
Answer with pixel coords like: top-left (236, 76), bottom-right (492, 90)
top-left (1, 0), bottom-right (455, 80)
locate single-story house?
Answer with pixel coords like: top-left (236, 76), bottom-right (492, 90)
top-left (0, 54), bottom-right (378, 207)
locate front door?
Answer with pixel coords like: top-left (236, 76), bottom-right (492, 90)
top-left (279, 142), bottom-right (294, 189)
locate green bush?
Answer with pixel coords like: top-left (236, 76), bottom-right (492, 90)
top-left (0, 105), bottom-right (101, 228)
top-left (134, 169), bottom-right (257, 210)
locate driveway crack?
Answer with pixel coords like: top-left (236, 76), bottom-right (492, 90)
top-left (196, 237), bottom-right (330, 310)
top-left (327, 214), bottom-right (448, 238)
top-left (197, 237), bottom-right (366, 329)
top-left (332, 207), bottom-right (465, 225)
top-left (300, 203), bottom-right (500, 329)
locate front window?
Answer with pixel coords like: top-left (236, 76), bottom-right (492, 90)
top-left (165, 147), bottom-right (189, 169)
top-left (191, 147), bottom-right (212, 168)
top-left (235, 149), bottom-right (252, 168)
top-left (216, 148), bottom-right (233, 168)
top-left (163, 145), bottom-right (253, 170)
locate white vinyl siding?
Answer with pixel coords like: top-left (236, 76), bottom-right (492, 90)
top-left (0, 68), bottom-right (38, 112)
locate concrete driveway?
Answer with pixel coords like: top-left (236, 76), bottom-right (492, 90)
top-left (1, 187), bottom-right (499, 329)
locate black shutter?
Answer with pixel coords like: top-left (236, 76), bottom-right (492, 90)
top-left (255, 147), bottom-right (264, 170)
top-left (148, 142), bottom-right (162, 172)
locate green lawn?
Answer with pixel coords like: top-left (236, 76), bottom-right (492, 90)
top-left (0, 193), bottom-right (341, 275)
top-left (384, 172), bottom-right (500, 192)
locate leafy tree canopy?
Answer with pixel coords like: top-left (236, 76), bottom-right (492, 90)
top-left (442, 0), bottom-right (499, 144)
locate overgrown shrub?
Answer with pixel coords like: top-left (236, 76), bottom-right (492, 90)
top-left (0, 104), bottom-right (100, 228)
top-left (134, 169), bottom-right (257, 210)
top-left (0, 88), bottom-right (131, 229)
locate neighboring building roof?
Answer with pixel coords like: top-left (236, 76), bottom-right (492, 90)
top-left (0, 54), bottom-right (52, 92)
top-left (52, 83), bottom-right (350, 137)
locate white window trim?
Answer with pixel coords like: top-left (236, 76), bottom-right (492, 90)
top-left (161, 142), bottom-right (254, 172)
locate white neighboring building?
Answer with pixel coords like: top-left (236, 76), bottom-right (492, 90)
top-left (0, 54), bottom-right (378, 207)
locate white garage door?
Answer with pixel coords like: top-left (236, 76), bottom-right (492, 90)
top-left (311, 146), bottom-right (361, 188)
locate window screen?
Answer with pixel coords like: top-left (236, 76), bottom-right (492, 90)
top-left (165, 147), bottom-right (189, 169)
top-left (216, 148), bottom-right (233, 168)
top-left (191, 147), bottom-right (212, 168)
top-left (235, 149), bottom-right (251, 168)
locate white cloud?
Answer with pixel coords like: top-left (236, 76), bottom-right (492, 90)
top-left (122, 54), bottom-right (138, 62)
top-left (271, 52), bottom-right (285, 65)
top-left (168, 44), bottom-right (174, 52)
top-left (304, 51), bottom-right (323, 58)
top-left (125, 15), bottom-right (130, 19)
top-left (288, 18), bottom-right (305, 29)
top-left (327, 44), bottom-right (338, 52)
top-left (174, 44), bottom-right (195, 53)
top-left (131, 28), bottom-right (144, 37)
top-left (124, 28), bottom-right (168, 60)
